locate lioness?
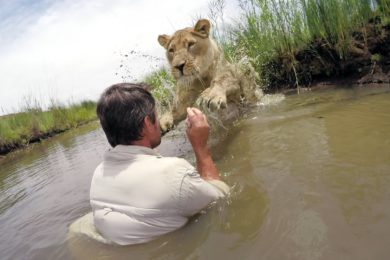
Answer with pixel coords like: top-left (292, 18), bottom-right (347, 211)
top-left (158, 19), bottom-right (261, 133)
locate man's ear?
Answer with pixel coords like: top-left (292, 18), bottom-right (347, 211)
top-left (144, 115), bottom-right (151, 127)
top-left (144, 115), bottom-right (156, 131)
top-left (193, 19), bottom-right (210, 38)
top-left (142, 116), bottom-right (151, 135)
top-left (158, 34), bottom-right (171, 49)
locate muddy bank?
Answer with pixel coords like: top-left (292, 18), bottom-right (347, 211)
top-left (0, 130), bottom-right (66, 156)
top-left (0, 120), bottom-right (97, 156)
top-left (263, 17), bottom-right (390, 92)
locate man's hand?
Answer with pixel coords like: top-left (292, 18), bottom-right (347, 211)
top-left (185, 107), bottom-right (220, 180)
top-left (186, 107), bottom-right (209, 151)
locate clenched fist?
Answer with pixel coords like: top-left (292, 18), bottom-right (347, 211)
top-left (185, 107), bottom-right (210, 151)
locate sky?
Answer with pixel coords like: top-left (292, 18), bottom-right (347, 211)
top-left (0, 0), bottom-right (239, 115)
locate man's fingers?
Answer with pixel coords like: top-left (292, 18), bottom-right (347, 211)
top-left (187, 107), bottom-right (196, 117)
top-left (185, 118), bottom-right (191, 128)
top-left (187, 107), bottom-right (203, 117)
top-left (187, 107), bottom-right (208, 127)
top-left (191, 107), bottom-right (203, 115)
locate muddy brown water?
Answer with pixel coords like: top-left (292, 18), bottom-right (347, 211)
top-left (1, 86), bottom-right (390, 260)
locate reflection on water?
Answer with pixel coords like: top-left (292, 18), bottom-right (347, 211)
top-left (0, 122), bottom-right (108, 260)
top-left (1, 86), bottom-right (390, 259)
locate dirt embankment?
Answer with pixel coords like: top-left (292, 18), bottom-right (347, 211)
top-left (0, 120), bottom-right (97, 157)
top-left (0, 130), bottom-right (66, 156)
top-left (264, 17), bottom-right (390, 92)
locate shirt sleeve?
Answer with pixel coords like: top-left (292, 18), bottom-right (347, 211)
top-left (176, 159), bottom-right (229, 217)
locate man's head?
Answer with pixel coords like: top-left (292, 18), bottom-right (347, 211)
top-left (96, 83), bottom-right (161, 148)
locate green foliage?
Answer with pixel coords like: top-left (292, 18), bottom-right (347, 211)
top-left (371, 53), bottom-right (382, 62)
top-left (378, 0), bottom-right (390, 15)
top-left (143, 67), bottom-right (176, 114)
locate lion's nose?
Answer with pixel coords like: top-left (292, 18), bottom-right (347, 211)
top-left (174, 63), bottom-right (185, 75)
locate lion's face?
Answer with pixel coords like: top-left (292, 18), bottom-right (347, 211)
top-left (158, 19), bottom-right (216, 85)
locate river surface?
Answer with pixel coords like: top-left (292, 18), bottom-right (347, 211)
top-left (1, 86), bottom-right (390, 260)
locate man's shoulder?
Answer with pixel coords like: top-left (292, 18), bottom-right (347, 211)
top-left (159, 156), bottom-right (192, 167)
top-left (157, 156), bottom-right (196, 175)
top-left (92, 162), bottom-right (104, 175)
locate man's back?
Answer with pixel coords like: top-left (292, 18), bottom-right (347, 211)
top-left (90, 145), bottom-right (226, 245)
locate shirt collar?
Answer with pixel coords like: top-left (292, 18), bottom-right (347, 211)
top-left (110, 144), bottom-right (160, 156)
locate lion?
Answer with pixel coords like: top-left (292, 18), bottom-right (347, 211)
top-left (158, 19), bottom-right (262, 133)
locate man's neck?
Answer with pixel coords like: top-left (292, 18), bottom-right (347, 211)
top-left (130, 139), bottom-right (152, 148)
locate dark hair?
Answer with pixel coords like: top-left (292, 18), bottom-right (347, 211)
top-left (96, 83), bottom-right (156, 147)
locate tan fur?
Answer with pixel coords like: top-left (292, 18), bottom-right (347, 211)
top-left (158, 19), bottom-right (261, 133)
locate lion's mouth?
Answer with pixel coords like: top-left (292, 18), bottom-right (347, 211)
top-left (177, 74), bottom-right (197, 83)
top-left (172, 65), bottom-right (200, 84)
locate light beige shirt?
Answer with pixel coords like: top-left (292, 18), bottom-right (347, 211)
top-left (89, 145), bottom-right (229, 245)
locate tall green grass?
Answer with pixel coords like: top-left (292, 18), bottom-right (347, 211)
top-left (210, 0), bottom-right (389, 91)
top-left (143, 67), bottom-right (176, 115)
top-left (0, 99), bottom-right (97, 153)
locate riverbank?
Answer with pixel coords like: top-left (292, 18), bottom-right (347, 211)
top-left (213, 0), bottom-right (390, 93)
top-left (266, 17), bottom-right (390, 93)
top-left (0, 101), bottom-right (97, 155)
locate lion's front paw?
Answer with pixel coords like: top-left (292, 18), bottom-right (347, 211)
top-left (197, 88), bottom-right (227, 111)
top-left (159, 113), bottom-right (174, 134)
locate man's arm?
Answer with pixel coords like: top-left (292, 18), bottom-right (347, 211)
top-left (185, 107), bottom-right (220, 180)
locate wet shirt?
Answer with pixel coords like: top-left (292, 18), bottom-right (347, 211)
top-left (89, 145), bottom-right (228, 245)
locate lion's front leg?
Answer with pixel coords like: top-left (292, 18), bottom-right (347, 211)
top-left (197, 87), bottom-right (227, 111)
top-left (197, 75), bottom-right (240, 111)
top-left (159, 105), bottom-right (187, 134)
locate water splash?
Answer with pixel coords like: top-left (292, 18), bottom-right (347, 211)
top-left (257, 93), bottom-right (286, 106)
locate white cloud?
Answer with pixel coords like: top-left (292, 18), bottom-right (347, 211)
top-left (0, 0), bottom-right (239, 114)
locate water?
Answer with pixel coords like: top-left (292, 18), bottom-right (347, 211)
top-left (1, 86), bottom-right (390, 260)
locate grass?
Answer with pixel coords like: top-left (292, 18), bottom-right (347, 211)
top-left (0, 100), bottom-right (97, 154)
top-left (143, 67), bottom-right (176, 115)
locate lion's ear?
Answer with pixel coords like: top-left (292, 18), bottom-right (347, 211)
top-left (158, 34), bottom-right (171, 49)
top-left (194, 19), bottom-right (210, 38)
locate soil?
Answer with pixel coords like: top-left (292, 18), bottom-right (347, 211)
top-left (263, 17), bottom-right (390, 92)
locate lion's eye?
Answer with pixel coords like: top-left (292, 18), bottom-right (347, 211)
top-left (188, 42), bottom-right (195, 49)
top-left (168, 48), bottom-right (174, 53)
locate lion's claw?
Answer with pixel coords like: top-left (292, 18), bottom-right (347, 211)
top-left (197, 88), bottom-right (227, 112)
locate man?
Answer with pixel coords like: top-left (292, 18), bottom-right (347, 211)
top-left (87, 83), bottom-right (229, 245)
